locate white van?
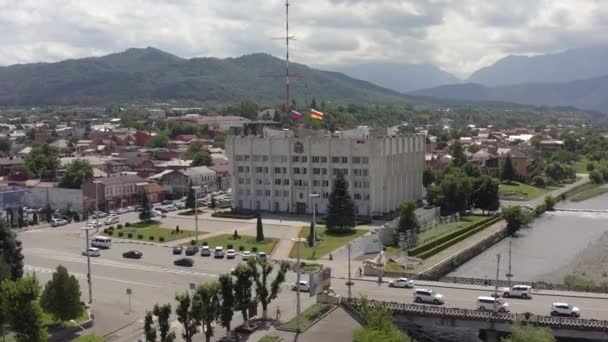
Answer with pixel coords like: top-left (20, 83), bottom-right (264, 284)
top-left (477, 296), bottom-right (509, 312)
top-left (104, 215), bottom-right (119, 225)
top-left (214, 246), bottom-right (224, 258)
top-left (91, 236), bottom-right (112, 249)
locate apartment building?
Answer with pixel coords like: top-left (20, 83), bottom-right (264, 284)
top-left (226, 128), bottom-right (425, 217)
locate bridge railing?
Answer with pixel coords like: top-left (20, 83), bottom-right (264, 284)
top-left (341, 298), bottom-right (608, 330)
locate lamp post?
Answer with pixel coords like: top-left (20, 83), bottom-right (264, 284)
top-left (292, 237), bottom-right (306, 333)
top-left (87, 180), bottom-right (101, 304)
top-left (494, 253), bottom-right (501, 314)
top-left (192, 186), bottom-right (201, 241)
top-left (506, 236), bottom-right (513, 286)
top-left (347, 243), bottom-right (353, 299)
top-left (309, 193), bottom-right (319, 246)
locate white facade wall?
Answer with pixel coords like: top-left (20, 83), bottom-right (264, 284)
top-left (226, 133), bottom-right (425, 217)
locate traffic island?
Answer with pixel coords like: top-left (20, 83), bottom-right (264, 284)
top-left (276, 304), bottom-right (337, 333)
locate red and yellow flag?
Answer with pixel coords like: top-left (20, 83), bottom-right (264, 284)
top-left (311, 108), bottom-right (324, 120)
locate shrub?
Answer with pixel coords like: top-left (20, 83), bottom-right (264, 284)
top-left (590, 170), bottom-right (604, 184)
top-left (108, 226), bottom-right (114, 230)
top-left (117, 224), bottom-right (123, 229)
top-left (159, 237), bottom-right (165, 242)
top-left (202, 241), bottom-right (208, 246)
top-left (137, 234), bottom-right (143, 240)
top-left (149, 236), bottom-right (155, 241)
top-left (118, 232), bottom-right (124, 237)
top-left (534, 204), bottom-right (546, 217)
top-left (107, 231), bottom-right (114, 236)
top-left (252, 247), bottom-right (258, 253)
top-left (587, 162), bottom-right (596, 172)
top-left (103, 228), bottom-right (109, 234)
top-left (125, 222), bottom-right (131, 227)
top-left (532, 176), bottom-right (546, 187)
top-left (239, 245), bottom-right (245, 251)
top-left (190, 240), bottom-right (196, 246)
top-left (128, 233), bottom-right (133, 238)
top-left (227, 243), bottom-right (234, 249)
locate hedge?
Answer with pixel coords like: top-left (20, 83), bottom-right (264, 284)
top-left (212, 211), bottom-right (258, 220)
top-left (409, 216), bottom-right (501, 257)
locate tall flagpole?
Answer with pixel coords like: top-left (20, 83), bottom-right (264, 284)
top-left (285, 0), bottom-right (291, 109)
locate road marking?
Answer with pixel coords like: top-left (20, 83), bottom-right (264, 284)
top-left (24, 265), bottom-right (163, 288)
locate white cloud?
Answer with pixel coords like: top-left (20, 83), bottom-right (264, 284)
top-left (0, 0), bottom-right (606, 78)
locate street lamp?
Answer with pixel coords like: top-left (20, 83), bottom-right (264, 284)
top-left (309, 193), bottom-right (319, 247)
top-left (291, 237), bottom-right (307, 333)
top-left (506, 236), bottom-right (513, 286)
top-left (494, 253), bottom-right (501, 314)
top-left (192, 185), bottom-right (201, 241)
top-left (87, 180), bottom-right (101, 305)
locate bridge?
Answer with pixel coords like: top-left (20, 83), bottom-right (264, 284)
top-left (341, 298), bottom-right (608, 342)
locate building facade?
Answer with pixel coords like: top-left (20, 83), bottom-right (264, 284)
top-left (227, 130), bottom-right (425, 217)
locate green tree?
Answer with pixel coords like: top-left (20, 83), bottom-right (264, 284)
top-left (249, 259), bottom-right (289, 320)
top-left (354, 299), bottom-right (411, 342)
top-left (59, 159), bottom-right (94, 189)
top-left (144, 311), bottom-right (157, 342)
top-left (0, 276), bottom-right (47, 342)
top-left (590, 170), bottom-right (604, 184)
top-left (326, 172), bottom-right (356, 233)
top-left (437, 170), bottom-right (472, 215)
top-left (0, 220), bottom-right (24, 280)
top-left (501, 156), bottom-right (517, 182)
top-left (153, 304), bottom-right (176, 342)
top-left (502, 206), bottom-right (530, 236)
top-left (185, 182), bottom-right (196, 211)
top-left (40, 265), bottom-right (82, 326)
top-left (256, 215), bottom-right (264, 242)
top-left (9, 164), bottom-right (32, 178)
top-left (502, 321), bottom-right (555, 342)
top-left (139, 190), bottom-right (152, 223)
top-left (544, 195), bottom-right (557, 211)
top-left (191, 151), bottom-right (213, 167)
top-left (463, 162), bottom-right (482, 178)
top-left (175, 292), bottom-right (201, 342)
top-left (194, 281), bottom-right (221, 342)
top-left (231, 263), bottom-right (254, 329)
top-left (472, 176), bottom-right (500, 214)
top-left (586, 162), bottom-right (596, 172)
top-left (422, 167), bottom-right (436, 188)
top-left (307, 222), bottom-right (316, 247)
top-left (218, 274), bottom-right (235, 339)
top-left (0, 138), bottom-right (11, 156)
top-left (25, 144), bottom-right (60, 179)
top-left (149, 133), bottom-right (170, 148)
top-left (397, 200), bottom-right (419, 235)
top-left (449, 142), bottom-right (467, 167)
top-left (468, 144), bottom-right (482, 154)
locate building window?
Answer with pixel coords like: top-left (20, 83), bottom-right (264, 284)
top-left (245, 167), bottom-right (250, 173)
top-left (322, 180), bottom-right (329, 187)
top-left (333, 168), bottom-right (348, 176)
top-left (361, 157), bottom-right (369, 164)
top-left (352, 157), bottom-right (361, 164)
top-left (331, 156), bottom-right (340, 163)
top-left (301, 156), bottom-right (307, 163)
top-left (293, 167), bottom-right (300, 174)
top-left (244, 155), bottom-right (250, 161)
top-left (274, 167), bottom-right (281, 174)
top-left (363, 181), bottom-right (369, 188)
top-left (313, 180), bottom-right (320, 186)
top-left (283, 191), bottom-right (289, 197)
top-left (354, 169), bottom-right (361, 176)
top-left (262, 156), bottom-right (268, 162)
top-left (354, 193), bottom-right (361, 200)
top-left (236, 155), bottom-right (243, 161)
top-left (294, 142), bottom-right (304, 153)
top-left (321, 156), bottom-right (328, 163)
top-left (312, 156), bottom-right (320, 163)
top-left (365, 193), bottom-right (370, 200)
top-left (313, 168), bottom-right (320, 175)
top-left (256, 190), bottom-right (262, 196)
top-left (274, 190), bottom-right (281, 196)
top-left (238, 178), bottom-right (245, 185)
top-left (246, 189), bottom-right (251, 195)
top-left (257, 179), bottom-right (263, 185)
top-left (354, 181), bottom-right (360, 188)
top-left (282, 167), bottom-right (287, 174)
top-left (299, 193), bottom-right (304, 199)
top-left (302, 168), bottom-right (307, 174)
top-left (322, 168), bottom-right (327, 175)
top-left (255, 167), bottom-right (263, 173)
top-left (362, 169), bottom-right (369, 177)
top-left (292, 156), bottom-right (300, 163)
top-left (284, 179), bottom-right (290, 185)
top-left (323, 192), bottom-right (329, 199)
top-left (265, 190), bottom-right (271, 196)
top-left (275, 179), bottom-right (282, 185)
top-left (264, 167), bottom-right (268, 173)
top-left (342, 157), bottom-right (348, 163)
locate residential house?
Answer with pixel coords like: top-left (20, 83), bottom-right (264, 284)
top-left (539, 140), bottom-right (564, 154)
top-left (209, 164), bottom-right (230, 191)
top-left (0, 157), bottom-right (25, 177)
top-left (486, 145), bottom-right (537, 180)
top-left (151, 166), bottom-right (217, 198)
top-left (81, 175), bottom-right (147, 211)
top-left (134, 131), bottom-right (154, 147)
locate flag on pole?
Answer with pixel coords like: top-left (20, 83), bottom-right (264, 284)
top-left (311, 108), bottom-right (324, 120)
top-left (291, 110), bottom-right (303, 120)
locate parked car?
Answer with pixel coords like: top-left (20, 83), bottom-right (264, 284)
top-left (93, 211), bottom-right (108, 218)
top-left (174, 258), bottom-right (194, 267)
top-left (51, 218), bottom-right (69, 227)
top-left (292, 280), bottom-right (310, 292)
top-left (413, 289), bottom-right (445, 304)
top-left (151, 210), bottom-right (167, 218)
top-left (501, 285), bottom-right (532, 299)
top-left (185, 246), bottom-right (199, 256)
top-left (256, 252), bottom-right (267, 261)
top-left (176, 202), bottom-right (186, 209)
top-left (87, 221), bottom-right (103, 228)
top-left (122, 250), bottom-right (143, 259)
top-left (173, 246), bottom-right (183, 255)
top-left (161, 200), bottom-right (173, 206)
top-left (104, 215), bottom-right (119, 225)
top-left (155, 207), bottom-right (168, 214)
top-left (477, 296), bottom-right (509, 312)
top-left (551, 303), bottom-right (580, 317)
top-left (242, 251), bottom-right (251, 260)
top-left (226, 249), bottom-right (236, 259)
top-left (200, 246), bottom-right (211, 256)
top-left (388, 278), bottom-right (415, 288)
top-left (82, 247), bottom-right (100, 257)
top-left (214, 247), bottom-right (224, 258)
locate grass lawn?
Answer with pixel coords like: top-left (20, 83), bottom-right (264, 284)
top-left (42, 308), bottom-right (89, 330)
top-left (191, 234), bottom-right (278, 254)
top-left (570, 184), bottom-right (608, 202)
top-left (110, 221), bottom-right (202, 242)
top-left (417, 215), bottom-right (486, 245)
top-left (289, 225), bottom-right (368, 260)
top-left (279, 304), bottom-right (334, 331)
top-left (499, 181), bottom-right (553, 201)
top-left (384, 260), bottom-right (404, 272)
top-left (259, 336), bottom-right (281, 342)
top-left (177, 209), bottom-right (205, 216)
top-left (72, 335), bottom-right (104, 342)
top-left (576, 156), bottom-right (590, 174)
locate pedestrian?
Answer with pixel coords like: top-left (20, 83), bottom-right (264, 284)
top-left (358, 267), bottom-right (362, 277)
top-left (276, 306), bottom-right (281, 320)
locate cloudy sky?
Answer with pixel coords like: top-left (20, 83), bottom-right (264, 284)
top-left (0, 0), bottom-right (607, 78)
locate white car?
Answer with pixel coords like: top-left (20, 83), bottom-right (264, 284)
top-left (104, 215), bottom-right (119, 225)
top-left (257, 252), bottom-right (267, 261)
top-left (242, 251), bottom-right (251, 260)
top-left (87, 221), bottom-right (103, 228)
top-left (413, 289), bottom-right (445, 304)
top-left (226, 249), bottom-right (236, 259)
top-left (502, 285), bottom-right (533, 299)
top-left (82, 247), bottom-right (100, 257)
top-left (292, 280), bottom-right (310, 292)
top-left (50, 218), bottom-right (68, 227)
top-left (214, 246), bottom-right (225, 258)
top-left (477, 296), bottom-right (509, 312)
top-left (388, 278), bottom-right (415, 288)
top-left (151, 210), bottom-right (167, 218)
top-left (551, 303), bottom-right (580, 317)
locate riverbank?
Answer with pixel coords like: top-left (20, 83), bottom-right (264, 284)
top-left (566, 183), bottom-right (608, 202)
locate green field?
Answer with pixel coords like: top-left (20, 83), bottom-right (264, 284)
top-left (191, 234), bottom-right (278, 254)
top-left (569, 184), bottom-right (608, 202)
top-left (417, 215), bottom-right (486, 245)
top-left (575, 156), bottom-right (591, 174)
top-left (499, 182), bottom-right (553, 201)
top-left (279, 304), bottom-right (335, 331)
top-left (72, 335), bottom-right (104, 342)
top-left (108, 221), bottom-right (201, 242)
top-left (43, 308), bottom-right (89, 330)
top-left (258, 336), bottom-right (281, 342)
top-left (290, 226), bottom-right (368, 260)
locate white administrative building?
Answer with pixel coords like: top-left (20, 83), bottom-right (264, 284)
top-left (226, 127), bottom-right (425, 217)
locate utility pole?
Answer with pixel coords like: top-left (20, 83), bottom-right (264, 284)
top-left (506, 236), bottom-right (513, 286)
top-left (295, 237), bottom-right (302, 333)
top-left (494, 253), bottom-right (501, 314)
top-left (347, 243), bottom-right (353, 299)
top-left (309, 193), bottom-right (319, 246)
top-left (284, 0), bottom-right (292, 108)
top-left (193, 186), bottom-right (200, 241)
top-left (87, 180), bottom-right (100, 304)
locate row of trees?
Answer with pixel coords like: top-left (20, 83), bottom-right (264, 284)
top-left (144, 258), bottom-right (288, 342)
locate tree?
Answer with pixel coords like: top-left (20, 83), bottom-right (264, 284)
top-left (194, 281), bottom-right (221, 342)
top-left (25, 145), bottom-right (60, 180)
top-left (502, 206), bottom-right (530, 236)
top-left (191, 151), bottom-right (213, 167)
top-left (0, 220), bottom-right (24, 280)
top-left (397, 200), bottom-right (419, 235)
top-left (422, 167), bottom-right (436, 188)
top-left (185, 182), bottom-right (196, 211)
top-left (502, 321), bottom-right (555, 342)
top-left (468, 144), bottom-right (481, 154)
top-left (0, 276), bottom-right (47, 342)
top-left (139, 190), bottom-right (152, 223)
top-left (218, 274), bottom-right (235, 338)
top-left (590, 170), bottom-right (604, 184)
top-left (326, 172), bottom-right (356, 233)
top-left (144, 311), bottom-right (157, 342)
top-left (545, 162), bottom-right (575, 183)
top-left (256, 215), bottom-right (264, 242)
top-left (354, 299), bottom-right (411, 342)
top-left (463, 162), bottom-right (482, 177)
top-left (9, 164), bottom-right (32, 178)
top-left (437, 170), bottom-right (472, 215)
top-left (40, 265), bottom-right (82, 326)
top-left (0, 138), bottom-right (11, 156)
top-left (501, 156), bottom-right (517, 182)
top-left (149, 133), bottom-right (170, 148)
top-left (153, 304), bottom-right (176, 342)
top-left (449, 142), bottom-right (466, 167)
top-left (59, 159), bottom-right (94, 189)
top-left (231, 263), bottom-right (254, 329)
top-left (586, 162), bottom-right (596, 172)
top-left (249, 259), bottom-right (289, 320)
top-left (472, 176), bottom-right (500, 214)
top-left (17, 207), bottom-right (24, 228)
top-left (544, 195), bottom-right (557, 211)
top-left (307, 222), bottom-right (316, 247)
top-left (175, 292), bottom-right (201, 342)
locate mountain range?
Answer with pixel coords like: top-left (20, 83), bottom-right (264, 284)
top-left (0, 47), bottom-right (410, 106)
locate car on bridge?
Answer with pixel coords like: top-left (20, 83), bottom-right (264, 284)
top-left (388, 278), bottom-right (415, 288)
top-left (174, 258), bottom-right (194, 267)
top-left (501, 285), bottom-right (532, 299)
top-left (551, 303), bottom-right (580, 318)
top-left (477, 296), bottom-right (509, 312)
top-left (414, 289), bottom-right (445, 305)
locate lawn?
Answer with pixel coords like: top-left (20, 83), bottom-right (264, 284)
top-left (191, 234), bottom-right (278, 254)
top-left (575, 156), bottom-right (590, 174)
top-left (279, 304), bottom-right (335, 331)
top-left (417, 215), bottom-right (486, 245)
top-left (72, 335), bottom-right (104, 342)
top-left (43, 307), bottom-right (89, 330)
top-left (107, 221), bottom-right (202, 242)
top-left (289, 225), bottom-right (368, 260)
top-left (259, 336), bottom-right (281, 342)
top-left (570, 184), bottom-right (608, 202)
top-left (499, 181), bottom-right (553, 201)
